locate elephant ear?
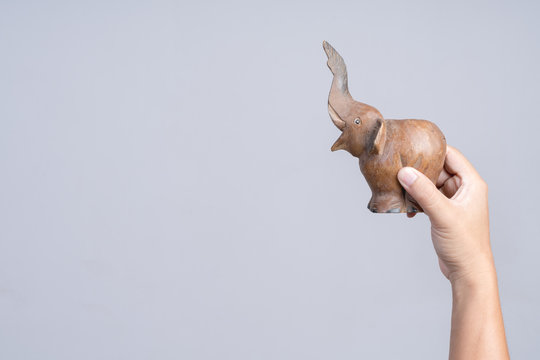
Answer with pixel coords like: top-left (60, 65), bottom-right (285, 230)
top-left (369, 118), bottom-right (386, 155)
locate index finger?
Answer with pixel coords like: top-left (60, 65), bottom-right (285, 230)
top-left (444, 145), bottom-right (478, 179)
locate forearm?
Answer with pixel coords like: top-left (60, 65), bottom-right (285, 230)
top-left (449, 265), bottom-right (509, 360)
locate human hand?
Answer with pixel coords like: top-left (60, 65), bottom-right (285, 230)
top-left (397, 146), bottom-right (494, 284)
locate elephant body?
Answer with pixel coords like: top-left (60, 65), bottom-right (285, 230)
top-left (358, 119), bottom-right (446, 213)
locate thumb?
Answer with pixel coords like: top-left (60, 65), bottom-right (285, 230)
top-left (397, 167), bottom-right (448, 218)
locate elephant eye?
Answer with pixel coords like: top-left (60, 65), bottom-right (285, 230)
top-left (354, 118), bottom-right (360, 125)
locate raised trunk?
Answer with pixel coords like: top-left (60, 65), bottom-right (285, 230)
top-left (323, 41), bottom-right (354, 128)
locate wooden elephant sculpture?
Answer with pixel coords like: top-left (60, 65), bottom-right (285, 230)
top-left (323, 41), bottom-right (446, 213)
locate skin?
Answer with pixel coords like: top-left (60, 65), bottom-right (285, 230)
top-left (397, 146), bottom-right (510, 360)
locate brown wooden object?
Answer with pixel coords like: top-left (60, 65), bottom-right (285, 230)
top-left (323, 41), bottom-right (446, 213)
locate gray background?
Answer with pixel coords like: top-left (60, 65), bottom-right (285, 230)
top-left (1, 0), bottom-right (539, 359)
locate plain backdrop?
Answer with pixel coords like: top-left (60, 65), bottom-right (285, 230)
top-left (1, 0), bottom-right (539, 359)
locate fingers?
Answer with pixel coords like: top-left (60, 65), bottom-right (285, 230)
top-left (398, 167), bottom-right (449, 220)
top-left (440, 175), bottom-right (462, 198)
top-left (436, 168), bottom-right (452, 188)
top-left (437, 146), bottom-right (472, 187)
top-left (444, 146), bottom-right (477, 178)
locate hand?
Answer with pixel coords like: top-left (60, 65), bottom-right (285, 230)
top-left (397, 146), bottom-right (494, 283)
top-left (398, 146), bottom-right (509, 359)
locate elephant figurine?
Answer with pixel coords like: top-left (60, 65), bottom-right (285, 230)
top-left (323, 41), bottom-right (446, 213)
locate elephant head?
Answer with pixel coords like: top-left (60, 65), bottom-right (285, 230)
top-left (323, 41), bottom-right (386, 158)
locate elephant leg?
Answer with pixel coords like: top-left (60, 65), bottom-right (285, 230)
top-left (404, 192), bottom-right (423, 213)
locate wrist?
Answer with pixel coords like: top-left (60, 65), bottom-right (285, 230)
top-left (450, 261), bottom-right (498, 298)
top-left (447, 249), bottom-right (496, 285)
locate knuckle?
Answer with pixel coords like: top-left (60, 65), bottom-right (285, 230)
top-left (478, 178), bottom-right (488, 194)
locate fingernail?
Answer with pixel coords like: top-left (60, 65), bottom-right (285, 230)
top-left (398, 167), bottom-right (418, 187)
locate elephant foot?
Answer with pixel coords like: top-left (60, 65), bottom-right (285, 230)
top-left (367, 191), bottom-right (426, 214)
top-left (367, 194), bottom-right (406, 214)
